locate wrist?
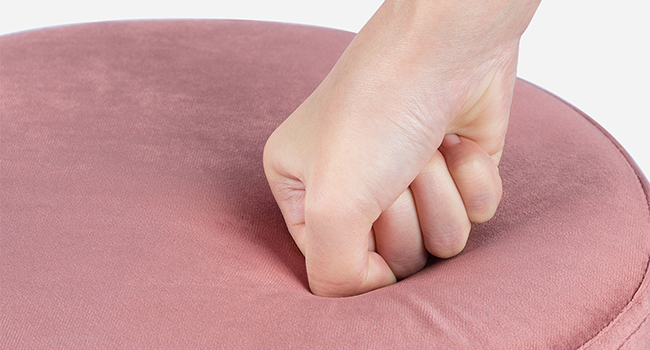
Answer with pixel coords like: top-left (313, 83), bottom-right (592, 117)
top-left (381, 0), bottom-right (541, 39)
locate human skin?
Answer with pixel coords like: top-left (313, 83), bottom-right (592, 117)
top-left (263, 0), bottom-right (541, 297)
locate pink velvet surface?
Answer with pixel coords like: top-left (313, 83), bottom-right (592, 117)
top-left (1, 20), bottom-right (649, 349)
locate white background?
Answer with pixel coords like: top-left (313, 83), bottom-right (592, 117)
top-left (2, 1), bottom-right (648, 177)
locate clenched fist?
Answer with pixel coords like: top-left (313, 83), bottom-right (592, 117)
top-left (264, 0), bottom-right (540, 297)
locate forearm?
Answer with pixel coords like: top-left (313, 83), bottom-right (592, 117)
top-left (327, 0), bottom-right (540, 129)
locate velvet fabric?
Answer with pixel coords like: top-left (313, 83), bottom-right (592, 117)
top-left (1, 20), bottom-right (649, 349)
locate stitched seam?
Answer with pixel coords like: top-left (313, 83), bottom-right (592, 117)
top-left (553, 89), bottom-right (650, 349)
top-left (518, 79), bottom-right (650, 349)
top-left (617, 312), bottom-right (650, 349)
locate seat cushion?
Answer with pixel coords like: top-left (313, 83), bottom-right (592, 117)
top-left (1, 20), bottom-right (649, 349)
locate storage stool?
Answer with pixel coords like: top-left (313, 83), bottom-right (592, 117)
top-left (1, 20), bottom-right (648, 349)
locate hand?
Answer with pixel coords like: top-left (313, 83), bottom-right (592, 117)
top-left (263, 0), bottom-right (540, 297)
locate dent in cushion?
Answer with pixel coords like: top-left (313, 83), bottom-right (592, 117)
top-left (1, 20), bottom-right (649, 349)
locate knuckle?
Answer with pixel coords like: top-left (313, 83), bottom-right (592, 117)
top-left (466, 180), bottom-right (502, 223)
top-left (466, 193), bottom-right (498, 223)
top-left (423, 220), bottom-right (471, 259)
top-left (388, 253), bottom-right (428, 280)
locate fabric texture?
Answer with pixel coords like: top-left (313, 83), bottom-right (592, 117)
top-left (1, 20), bottom-right (649, 349)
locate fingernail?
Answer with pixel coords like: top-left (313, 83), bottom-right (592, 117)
top-left (441, 134), bottom-right (461, 149)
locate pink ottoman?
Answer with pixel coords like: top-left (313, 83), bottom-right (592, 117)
top-left (1, 20), bottom-right (649, 349)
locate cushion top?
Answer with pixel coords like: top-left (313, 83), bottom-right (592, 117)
top-left (1, 20), bottom-right (649, 349)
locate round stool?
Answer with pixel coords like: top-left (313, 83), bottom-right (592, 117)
top-left (1, 20), bottom-right (649, 349)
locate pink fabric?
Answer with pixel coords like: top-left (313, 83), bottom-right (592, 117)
top-left (1, 20), bottom-right (649, 349)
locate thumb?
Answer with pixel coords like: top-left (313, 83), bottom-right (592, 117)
top-left (263, 133), bottom-right (396, 297)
